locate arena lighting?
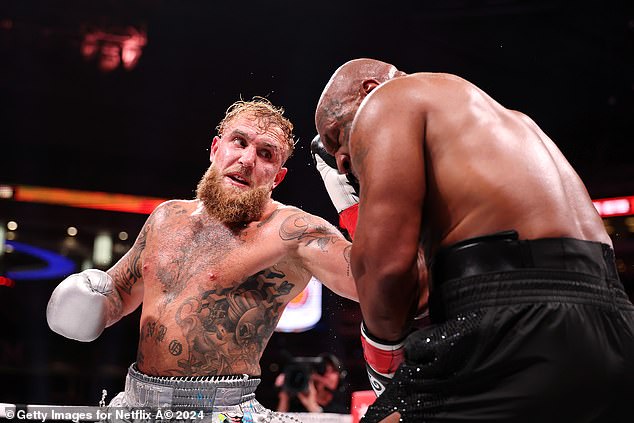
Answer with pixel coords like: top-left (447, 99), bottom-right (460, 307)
top-left (81, 26), bottom-right (147, 72)
top-left (593, 196), bottom-right (634, 218)
top-left (93, 232), bottom-right (113, 267)
top-left (4, 241), bottom-right (76, 281)
top-left (9, 185), bottom-right (166, 214)
top-left (276, 277), bottom-right (323, 332)
top-left (0, 224), bottom-right (4, 256)
top-left (0, 185), bottom-right (13, 199)
top-left (6, 184), bottom-right (633, 218)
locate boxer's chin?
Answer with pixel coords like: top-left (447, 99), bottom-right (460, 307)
top-left (196, 167), bottom-right (269, 226)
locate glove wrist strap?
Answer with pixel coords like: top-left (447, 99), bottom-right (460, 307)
top-left (360, 321), bottom-right (406, 376)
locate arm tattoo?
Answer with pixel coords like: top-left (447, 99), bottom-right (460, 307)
top-left (173, 268), bottom-right (294, 375)
top-left (279, 213), bottom-right (340, 251)
top-left (113, 222), bottom-right (149, 295)
top-left (344, 244), bottom-right (351, 276)
top-left (105, 292), bottom-right (124, 325)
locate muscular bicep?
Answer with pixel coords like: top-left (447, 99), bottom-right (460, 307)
top-left (352, 92), bottom-right (426, 275)
top-left (280, 212), bottom-right (357, 301)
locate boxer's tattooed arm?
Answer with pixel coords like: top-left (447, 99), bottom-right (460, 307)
top-left (344, 244), bottom-right (352, 276)
top-left (104, 292), bottom-right (124, 326)
top-left (110, 221), bottom-right (149, 295)
top-left (279, 213), bottom-right (341, 251)
top-left (103, 218), bottom-right (151, 325)
top-left (173, 268), bottom-right (294, 375)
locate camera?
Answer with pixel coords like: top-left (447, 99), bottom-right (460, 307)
top-left (282, 356), bottom-right (324, 394)
top-left (281, 354), bottom-right (346, 395)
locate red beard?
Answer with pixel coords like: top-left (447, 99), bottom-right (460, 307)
top-left (195, 166), bottom-right (269, 225)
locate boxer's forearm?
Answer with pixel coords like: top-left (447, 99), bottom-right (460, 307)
top-left (318, 242), bottom-right (358, 302)
top-left (355, 260), bottom-right (418, 396)
top-left (354, 258), bottom-right (419, 341)
top-left (352, 210), bottom-right (421, 340)
top-left (104, 276), bottom-right (125, 327)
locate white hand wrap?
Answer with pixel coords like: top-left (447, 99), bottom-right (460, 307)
top-left (314, 154), bottom-right (359, 213)
top-left (46, 269), bottom-right (114, 342)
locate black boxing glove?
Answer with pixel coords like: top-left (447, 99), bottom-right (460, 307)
top-left (311, 135), bottom-right (360, 239)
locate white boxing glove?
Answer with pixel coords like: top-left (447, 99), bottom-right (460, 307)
top-left (311, 135), bottom-right (360, 238)
top-left (46, 269), bottom-right (114, 342)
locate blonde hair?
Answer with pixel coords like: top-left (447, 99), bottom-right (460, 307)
top-left (217, 97), bottom-right (295, 161)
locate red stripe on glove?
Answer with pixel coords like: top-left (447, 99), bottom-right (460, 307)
top-left (360, 332), bottom-right (405, 376)
top-left (339, 203), bottom-right (359, 240)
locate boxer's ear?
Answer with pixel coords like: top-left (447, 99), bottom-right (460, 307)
top-left (272, 167), bottom-right (287, 190)
top-left (210, 136), bottom-right (221, 162)
top-left (362, 79), bottom-right (380, 95)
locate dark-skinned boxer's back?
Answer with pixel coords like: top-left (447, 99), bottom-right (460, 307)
top-left (316, 62), bottom-right (634, 422)
top-left (362, 231), bottom-right (634, 422)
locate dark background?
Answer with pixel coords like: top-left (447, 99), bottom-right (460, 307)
top-left (1, 0), bottom-right (633, 412)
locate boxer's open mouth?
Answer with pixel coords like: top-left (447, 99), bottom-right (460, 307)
top-left (227, 174), bottom-right (250, 187)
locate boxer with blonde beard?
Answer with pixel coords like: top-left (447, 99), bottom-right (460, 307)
top-left (47, 98), bottom-right (357, 422)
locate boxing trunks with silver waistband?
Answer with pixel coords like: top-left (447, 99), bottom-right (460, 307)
top-left (363, 230), bottom-right (634, 422)
top-left (106, 363), bottom-right (305, 422)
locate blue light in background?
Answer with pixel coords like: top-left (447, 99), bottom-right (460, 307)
top-left (5, 241), bottom-right (76, 281)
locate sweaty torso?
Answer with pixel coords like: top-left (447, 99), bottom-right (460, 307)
top-left (135, 200), bottom-right (314, 377)
top-left (383, 74), bottom-right (610, 258)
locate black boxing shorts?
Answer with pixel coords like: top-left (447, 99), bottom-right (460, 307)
top-left (362, 231), bottom-right (634, 422)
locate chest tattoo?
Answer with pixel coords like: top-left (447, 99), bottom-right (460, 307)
top-left (172, 267), bottom-right (294, 375)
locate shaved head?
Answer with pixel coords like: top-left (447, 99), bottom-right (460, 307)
top-left (315, 58), bottom-right (402, 154)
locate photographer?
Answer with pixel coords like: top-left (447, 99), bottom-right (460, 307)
top-left (276, 353), bottom-right (348, 414)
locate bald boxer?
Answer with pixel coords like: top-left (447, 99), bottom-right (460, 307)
top-left (47, 98), bottom-right (356, 422)
top-left (314, 58), bottom-right (634, 422)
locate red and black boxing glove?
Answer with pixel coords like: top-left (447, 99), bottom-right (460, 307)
top-left (311, 135), bottom-right (359, 239)
top-left (360, 321), bottom-right (406, 397)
